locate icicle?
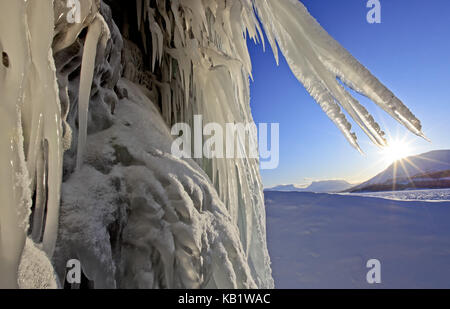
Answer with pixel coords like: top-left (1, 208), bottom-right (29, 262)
top-left (171, 0), bottom-right (186, 46)
top-left (136, 0), bottom-right (142, 30)
top-left (140, 18), bottom-right (148, 54)
top-left (230, 1), bottom-right (252, 78)
top-left (182, 0), bottom-right (209, 37)
top-left (280, 0), bottom-right (425, 139)
top-left (146, 7), bottom-right (164, 71)
top-left (157, 0), bottom-right (172, 40)
top-left (253, 0), bottom-right (279, 65)
top-left (31, 139), bottom-right (48, 243)
top-left (76, 14), bottom-right (108, 171)
top-left (28, 0), bottom-right (65, 257)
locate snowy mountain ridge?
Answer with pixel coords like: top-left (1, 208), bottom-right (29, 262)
top-left (268, 180), bottom-right (353, 193)
top-left (350, 150), bottom-right (450, 192)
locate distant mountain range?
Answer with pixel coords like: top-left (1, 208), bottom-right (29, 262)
top-left (267, 180), bottom-right (353, 193)
top-left (268, 150), bottom-right (450, 194)
top-left (349, 150), bottom-right (450, 192)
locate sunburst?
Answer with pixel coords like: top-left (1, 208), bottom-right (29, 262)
top-left (380, 138), bottom-right (414, 164)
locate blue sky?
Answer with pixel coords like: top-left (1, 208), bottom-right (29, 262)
top-left (248, 0), bottom-right (450, 188)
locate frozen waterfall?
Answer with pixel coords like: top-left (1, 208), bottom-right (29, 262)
top-left (0, 0), bottom-right (424, 289)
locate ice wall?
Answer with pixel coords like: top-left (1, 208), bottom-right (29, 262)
top-left (0, 0), bottom-right (63, 288)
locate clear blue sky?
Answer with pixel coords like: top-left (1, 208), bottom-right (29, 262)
top-left (249, 0), bottom-right (450, 188)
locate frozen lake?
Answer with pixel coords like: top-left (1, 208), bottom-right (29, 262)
top-left (265, 191), bottom-right (450, 288)
top-left (346, 188), bottom-right (450, 202)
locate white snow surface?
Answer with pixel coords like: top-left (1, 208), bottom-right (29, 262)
top-left (347, 188), bottom-right (450, 202)
top-left (18, 238), bottom-right (59, 289)
top-left (266, 191), bottom-right (450, 288)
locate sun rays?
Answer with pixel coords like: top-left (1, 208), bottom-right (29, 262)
top-left (381, 138), bottom-right (415, 165)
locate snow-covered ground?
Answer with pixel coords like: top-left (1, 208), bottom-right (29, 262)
top-left (265, 190), bottom-right (450, 288)
top-left (346, 188), bottom-right (450, 202)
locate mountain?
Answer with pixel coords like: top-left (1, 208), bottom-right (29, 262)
top-left (268, 184), bottom-right (305, 192)
top-left (350, 150), bottom-right (450, 192)
top-left (268, 180), bottom-right (353, 193)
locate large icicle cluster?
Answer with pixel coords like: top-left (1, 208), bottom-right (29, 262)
top-left (0, 0), bottom-right (63, 288)
top-left (131, 0), bottom-right (424, 153)
top-left (0, 0), bottom-right (424, 289)
top-left (254, 0), bottom-right (425, 151)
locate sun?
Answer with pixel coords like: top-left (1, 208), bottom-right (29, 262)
top-left (380, 138), bottom-right (414, 164)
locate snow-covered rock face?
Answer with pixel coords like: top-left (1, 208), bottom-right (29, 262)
top-left (1, 0), bottom-right (425, 289)
top-left (54, 79), bottom-right (258, 288)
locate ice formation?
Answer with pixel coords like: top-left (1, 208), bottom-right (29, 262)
top-left (0, 0), bottom-right (424, 289)
top-left (254, 0), bottom-right (425, 151)
top-left (0, 0), bottom-right (63, 288)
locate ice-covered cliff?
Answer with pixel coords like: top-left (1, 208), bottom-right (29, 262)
top-left (0, 0), bottom-right (425, 289)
